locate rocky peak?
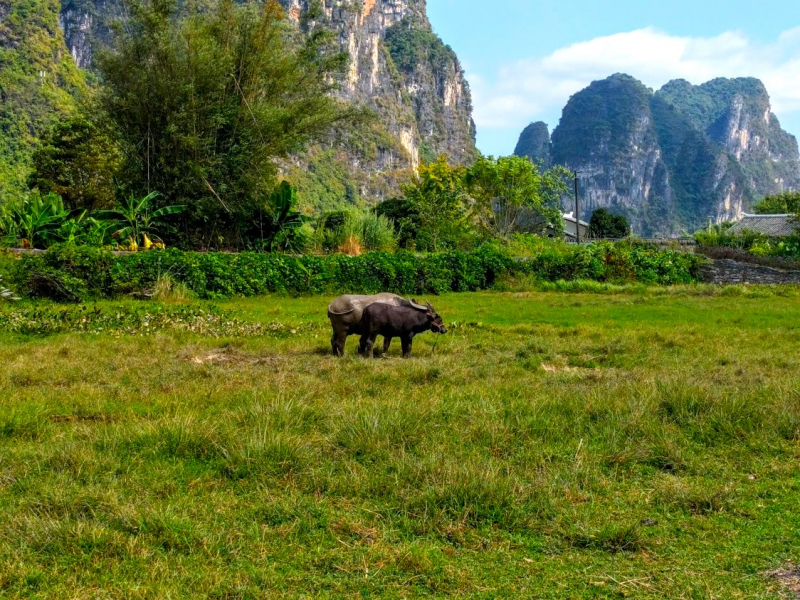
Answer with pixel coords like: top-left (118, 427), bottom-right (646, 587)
top-left (538, 74), bottom-right (800, 236)
top-left (514, 121), bottom-right (551, 168)
top-left (657, 77), bottom-right (800, 203)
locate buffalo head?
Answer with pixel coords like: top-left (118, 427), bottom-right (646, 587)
top-left (411, 299), bottom-right (447, 334)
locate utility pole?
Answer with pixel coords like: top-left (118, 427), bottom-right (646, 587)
top-left (574, 171), bottom-right (580, 244)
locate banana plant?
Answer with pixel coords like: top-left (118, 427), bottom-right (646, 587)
top-left (51, 211), bottom-right (113, 246)
top-left (95, 192), bottom-right (186, 248)
top-left (253, 182), bottom-right (310, 252)
top-left (10, 192), bottom-right (71, 249)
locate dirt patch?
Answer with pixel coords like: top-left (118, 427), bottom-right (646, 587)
top-left (182, 347), bottom-right (281, 367)
top-left (51, 414), bottom-right (116, 424)
top-left (541, 363), bottom-right (577, 373)
top-left (770, 565), bottom-right (800, 598)
top-left (541, 363), bottom-right (600, 374)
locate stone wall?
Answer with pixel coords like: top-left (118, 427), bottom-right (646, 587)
top-left (700, 259), bottom-right (800, 285)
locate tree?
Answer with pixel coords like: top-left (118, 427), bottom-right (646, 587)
top-left (374, 197), bottom-right (421, 249)
top-left (400, 155), bottom-right (470, 251)
top-left (96, 0), bottom-right (359, 247)
top-left (465, 155), bottom-right (569, 238)
top-left (753, 191), bottom-right (800, 215)
top-left (28, 115), bottom-right (123, 212)
top-left (588, 208), bottom-right (630, 239)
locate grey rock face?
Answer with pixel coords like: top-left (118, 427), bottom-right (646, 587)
top-left (59, 0), bottom-right (121, 68)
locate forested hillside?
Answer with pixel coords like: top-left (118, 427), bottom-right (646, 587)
top-left (57, 0), bottom-right (477, 211)
top-left (0, 0), bottom-right (476, 211)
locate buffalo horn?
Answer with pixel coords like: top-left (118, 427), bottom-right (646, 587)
top-left (410, 299), bottom-right (428, 311)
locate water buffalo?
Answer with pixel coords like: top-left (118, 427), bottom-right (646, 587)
top-left (358, 301), bottom-right (446, 358)
top-left (327, 293), bottom-right (413, 356)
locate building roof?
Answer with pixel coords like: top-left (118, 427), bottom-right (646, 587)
top-left (727, 214), bottom-right (798, 237)
top-left (562, 212), bottom-right (590, 227)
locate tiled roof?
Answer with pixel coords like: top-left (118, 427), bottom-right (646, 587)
top-left (727, 214), bottom-right (799, 237)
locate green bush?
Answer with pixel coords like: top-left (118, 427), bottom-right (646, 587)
top-left (7, 241), bottom-right (705, 301)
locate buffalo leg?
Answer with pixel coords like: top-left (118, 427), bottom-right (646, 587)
top-left (401, 335), bottom-right (413, 359)
top-left (331, 330), bottom-right (347, 357)
top-left (357, 335), bottom-right (366, 356)
top-left (360, 335), bottom-right (377, 358)
top-left (382, 336), bottom-right (393, 356)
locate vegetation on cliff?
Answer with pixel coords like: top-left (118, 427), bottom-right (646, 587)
top-left (0, 0), bottom-right (86, 200)
top-left (656, 77), bottom-right (768, 133)
top-left (384, 17), bottom-right (458, 76)
top-left (551, 74), bottom-right (655, 166)
top-left (656, 77), bottom-right (800, 198)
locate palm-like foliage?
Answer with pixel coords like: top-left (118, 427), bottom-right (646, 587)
top-left (10, 193), bottom-right (71, 249)
top-left (51, 211), bottom-right (113, 246)
top-left (252, 182), bottom-right (310, 252)
top-left (95, 192), bottom-right (186, 246)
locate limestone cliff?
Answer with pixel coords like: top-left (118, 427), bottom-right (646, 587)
top-left (534, 74), bottom-right (800, 236)
top-left (657, 78), bottom-right (800, 215)
top-left (57, 0), bottom-right (477, 209)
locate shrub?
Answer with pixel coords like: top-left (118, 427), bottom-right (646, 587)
top-left (753, 191), bottom-right (800, 215)
top-left (359, 213), bottom-right (397, 252)
top-left (588, 208), bottom-right (630, 239)
top-left (7, 241), bottom-right (704, 301)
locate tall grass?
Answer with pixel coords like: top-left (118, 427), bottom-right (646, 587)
top-left (318, 210), bottom-right (396, 254)
top-left (150, 274), bottom-right (194, 303)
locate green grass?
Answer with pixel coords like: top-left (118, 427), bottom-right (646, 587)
top-left (0, 289), bottom-right (798, 598)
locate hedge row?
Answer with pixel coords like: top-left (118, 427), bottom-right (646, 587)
top-left (4, 241), bottom-right (705, 301)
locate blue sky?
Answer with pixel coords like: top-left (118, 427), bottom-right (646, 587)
top-left (427, 0), bottom-right (800, 157)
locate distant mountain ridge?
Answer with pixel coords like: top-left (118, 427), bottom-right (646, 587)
top-left (515, 74), bottom-right (800, 236)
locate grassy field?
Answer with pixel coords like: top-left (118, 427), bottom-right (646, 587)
top-left (0, 287), bottom-right (799, 598)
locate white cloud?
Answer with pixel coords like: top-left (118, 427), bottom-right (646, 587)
top-left (471, 26), bottom-right (800, 136)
